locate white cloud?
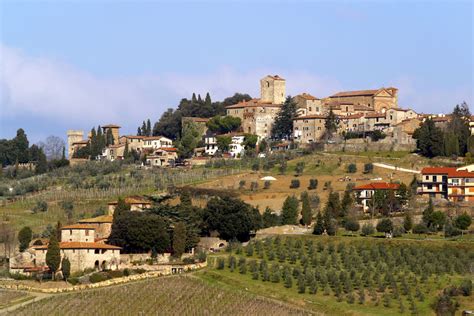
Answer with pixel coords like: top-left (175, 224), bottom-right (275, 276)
top-left (0, 45), bottom-right (342, 134)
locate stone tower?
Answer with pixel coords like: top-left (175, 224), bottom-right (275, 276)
top-left (260, 75), bottom-right (286, 105)
top-left (67, 130), bottom-right (84, 159)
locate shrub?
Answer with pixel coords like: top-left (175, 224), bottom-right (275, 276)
top-left (392, 225), bottom-right (405, 238)
top-left (361, 223), bottom-right (375, 236)
top-left (32, 200), bottom-right (48, 213)
top-left (308, 179), bottom-right (318, 190)
top-left (239, 180), bottom-right (246, 189)
top-left (290, 179), bottom-right (300, 189)
top-left (454, 213), bottom-right (472, 230)
top-left (413, 223), bottom-right (429, 234)
top-left (89, 272), bottom-right (110, 283)
top-left (363, 163), bottom-right (373, 174)
top-left (68, 277), bottom-right (80, 285)
top-left (123, 268), bottom-right (130, 276)
top-left (264, 181), bottom-right (271, 189)
top-left (376, 218), bottom-right (393, 234)
top-left (347, 163), bottom-right (357, 173)
top-left (459, 279), bottom-right (472, 296)
top-left (431, 293), bottom-right (459, 316)
top-left (107, 270), bottom-right (124, 279)
top-left (344, 218), bottom-right (360, 233)
top-left (250, 181), bottom-right (258, 191)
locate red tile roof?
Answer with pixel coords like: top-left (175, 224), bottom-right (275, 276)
top-left (330, 89), bottom-right (380, 98)
top-left (102, 124), bottom-right (121, 128)
top-left (293, 115), bottom-right (327, 120)
top-left (421, 167), bottom-right (474, 178)
top-left (79, 215), bottom-right (113, 224)
top-left (354, 182), bottom-right (400, 190)
top-left (34, 242), bottom-right (121, 250)
top-left (364, 113), bottom-right (386, 119)
top-left (61, 224), bottom-right (96, 230)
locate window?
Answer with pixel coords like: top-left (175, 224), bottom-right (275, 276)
top-left (267, 81), bottom-right (270, 87)
top-left (70, 230), bottom-right (72, 235)
top-left (309, 107), bottom-right (312, 112)
top-left (433, 176), bottom-right (437, 182)
top-left (425, 176), bottom-right (429, 180)
top-left (85, 229), bottom-right (89, 236)
top-left (95, 249), bottom-right (100, 254)
top-left (427, 184), bottom-right (433, 190)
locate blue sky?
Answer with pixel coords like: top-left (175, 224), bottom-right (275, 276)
top-left (1, 1), bottom-right (472, 143)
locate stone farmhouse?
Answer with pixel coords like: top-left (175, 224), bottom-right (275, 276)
top-left (107, 196), bottom-right (152, 215)
top-left (418, 167), bottom-right (474, 202)
top-left (10, 224), bottom-right (121, 275)
top-left (146, 147), bottom-right (178, 167)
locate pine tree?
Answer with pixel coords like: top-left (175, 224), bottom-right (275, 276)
top-left (300, 191), bottom-right (312, 226)
top-left (46, 233), bottom-right (61, 280)
top-left (403, 212), bottom-right (413, 232)
top-left (413, 118), bottom-right (444, 158)
top-left (281, 196), bottom-right (299, 225)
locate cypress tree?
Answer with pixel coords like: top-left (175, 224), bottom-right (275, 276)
top-left (313, 212), bottom-right (325, 235)
top-left (62, 257), bottom-right (71, 281)
top-left (271, 96), bottom-right (297, 139)
top-left (301, 191), bottom-right (312, 226)
top-left (46, 233), bottom-right (61, 280)
top-left (172, 222), bottom-right (187, 257)
top-left (18, 226), bottom-right (32, 252)
top-left (146, 119), bottom-right (152, 136)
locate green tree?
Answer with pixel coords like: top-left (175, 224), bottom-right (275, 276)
top-left (403, 212), bottom-right (413, 232)
top-left (313, 212), bottom-right (325, 235)
top-left (300, 191), bottom-right (312, 226)
top-left (60, 200), bottom-right (74, 223)
top-left (262, 207), bottom-right (280, 228)
top-left (216, 135), bottom-right (232, 153)
top-left (178, 121), bottom-right (201, 158)
top-left (203, 196), bottom-right (261, 241)
top-left (422, 198), bottom-right (435, 229)
top-left (18, 226), bottom-right (32, 252)
top-left (323, 109), bottom-right (338, 141)
top-left (347, 163), bottom-right (357, 173)
top-left (325, 191), bottom-right (341, 218)
top-left (454, 213), bottom-right (472, 230)
top-left (413, 118), bottom-right (444, 158)
top-left (447, 102), bottom-right (471, 156)
top-left (173, 222), bottom-right (187, 257)
top-left (207, 116), bottom-right (241, 134)
top-left (61, 257), bottom-right (71, 281)
top-left (281, 196), bottom-right (299, 225)
top-left (344, 218), bottom-right (360, 234)
top-left (46, 233), bottom-right (61, 280)
top-left (376, 218), bottom-right (393, 234)
top-left (271, 96), bottom-right (297, 139)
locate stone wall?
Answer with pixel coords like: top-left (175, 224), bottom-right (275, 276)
top-left (323, 135), bottom-right (416, 153)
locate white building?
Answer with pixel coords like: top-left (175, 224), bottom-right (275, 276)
top-left (229, 135), bottom-right (245, 157)
top-left (142, 136), bottom-right (173, 150)
top-left (204, 133), bottom-right (218, 156)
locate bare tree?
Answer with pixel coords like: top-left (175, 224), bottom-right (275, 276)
top-left (38, 136), bottom-right (66, 160)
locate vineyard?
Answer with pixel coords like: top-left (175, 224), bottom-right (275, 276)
top-left (12, 275), bottom-right (310, 315)
top-left (208, 236), bottom-right (474, 315)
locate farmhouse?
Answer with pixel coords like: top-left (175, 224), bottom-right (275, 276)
top-left (353, 182), bottom-right (400, 212)
top-left (108, 196), bottom-right (152, 214)
top-left (146, 147), bottom-right (178, 167)
top-left (10, 224), bottom-right (121, 275)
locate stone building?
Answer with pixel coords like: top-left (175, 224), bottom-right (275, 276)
top-left (101, 124), bottom-right (121, 144)
top-left (353, 182), bottom-right (400, 212)
top-left (78, 215), bottom-right (113, 240)
top-left (142, 136), bottom-right (173, 150)
top-left (107, 196), bottom-right (152, 215)
top-left (226, 75), bottom-right (285, 139)
top-left (146, 147), bottom-right (178, 167)
top-left (293, 93), bottom-right (322, 116)
top-left (67, 130), bottom-right (85, 158)
top-left (293, 115), bottom-right (327, 143)
top-left (10, 224), bottom-right (121, 275)
top-left (118, 135), bottom-right (145, 152)
top-left (323, 87), bottom-right (398, 113)
top-left (102, 143), bottom-right (125, 161)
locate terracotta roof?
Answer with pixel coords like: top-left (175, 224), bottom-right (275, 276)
top-left (183, 117), bottom-right (210, 123)
top-left (266, 75), bottom-right (285, 80)
top-left (143, 136), bottom-right (167, 140)
top-left (293, 115), bottom-right (327, 120)
top-left (354, 182), bottom-right (400, 190)
top-left (34, 242), bottom-right (121, 250)
top-left (108, 196), bottom-right (152, 205)
top-left (79, 215), bottom-right (113, 224)
top-left (61, 224), bottom-right (96, 230)
top-left (226, 99), bottom-right (281, 109)
top-left (122, 135), bottom-right (145, 139)
top-left (330, 89), bottom-right (379, 98)
top-left (156, 147), bottom-right (177, 152)
top-left (421, 167), bottom-right (474, 178)
top-left (364, 113), bottom-right (386, 119)
top-left (296, 93), bottom-right (320, 100)
top-left (340, 113), bottom-right (364, 120)
top-left (72, 140), bottom-right (89, 145)
top-left (102, 124), bottom-right (121, 128)
top-left (353, 104), bottom-right (374, 111)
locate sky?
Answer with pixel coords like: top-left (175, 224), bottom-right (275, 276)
top-left (0, 1), bottom-right (472, 143)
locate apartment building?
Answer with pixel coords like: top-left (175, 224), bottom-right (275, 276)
top-left (419, 167), bottom-right (474, 202)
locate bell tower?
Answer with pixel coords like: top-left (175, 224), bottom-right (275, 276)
top-left (260, 75), bottom-right (286, 105)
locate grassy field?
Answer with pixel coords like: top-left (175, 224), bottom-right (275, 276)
top-left (205, 235), bottom-right (474, 316)
top-left (12, 275), bottom-right (311, 315)
top-left (0, 290), bottom-right (32, 309)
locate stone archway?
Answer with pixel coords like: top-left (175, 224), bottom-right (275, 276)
top-left (101, 260), bottom-right (107, 271)
top-left (94, 260), bottom-right (100, 271)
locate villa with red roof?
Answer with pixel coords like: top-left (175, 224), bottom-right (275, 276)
top-left (353, 182), bottom-right (400, 212)
top-left (419, 167), bottom-right (474, 202)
